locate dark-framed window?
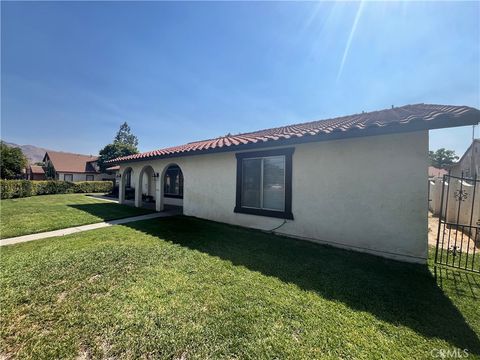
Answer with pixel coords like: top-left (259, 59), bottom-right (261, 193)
top-left (64, 174), bottom-right (73, 182)
top-left (234, 148), bottom-right (294, 219)
top-left (164, 165), bottom-right (184, 198)
top-left (86, 175), bottom-right (94, 181)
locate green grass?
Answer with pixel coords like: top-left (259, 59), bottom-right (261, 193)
top-left (0, 194), bottom-right (153, 238)
top-left (1, 217), bottom-right (479, 359)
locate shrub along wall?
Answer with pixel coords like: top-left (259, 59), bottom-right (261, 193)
top-left (0, 180), bottom-right (113, 199)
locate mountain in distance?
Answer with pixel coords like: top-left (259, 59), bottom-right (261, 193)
top-left (2, 141), bottom-right (49, 164)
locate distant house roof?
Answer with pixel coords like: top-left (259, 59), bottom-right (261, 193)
top-left (428, 166), bottom-right (448, 178)
top-left (109, 103), bottom-right (480, 163)
top-left (44, 151), bottom-right (99, 173)
top-left (29, 165), bottom-right (45, 174)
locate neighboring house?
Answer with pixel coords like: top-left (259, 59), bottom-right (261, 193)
top-left (109, 104), bottom-right (480, 264)
top-left (43, 150), bottom-right (116, 182)
top-left (106, 165), bottom-right (121, 185)
top-left (26, 165), bottom-right (45, 180)
top-left (428, 166), bottom-right (448, 179)
top-left (448, 138), bottom-right (480, 178)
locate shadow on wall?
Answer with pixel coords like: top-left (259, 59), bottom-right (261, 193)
top-left (119, 216), bottom-right (480, 354)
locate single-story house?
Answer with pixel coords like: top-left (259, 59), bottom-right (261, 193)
top-left (26, 165), bottom-right (45, 180)
top-left (43, 150), bottom-right (116, 182)
top-left (106, 165), bottom-right (121, 186)
top-left (109, 104), bottom-right (480, 263)
top-left (428, 166), bottom-right (448, 179)
top-left (447, 138), bottom-right (479, 178)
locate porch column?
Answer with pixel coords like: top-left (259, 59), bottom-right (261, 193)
top-left (134, 171), bottom-right (142, 208)
top-left (118, 172), bottom-right (125, 204)
top-left (155, 171), bottom-right (164, 212)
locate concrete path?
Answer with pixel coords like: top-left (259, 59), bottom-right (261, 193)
top-left (0, 212), bottom-right (175, 247)
top-left (86, 194), bottom-right (119, 203)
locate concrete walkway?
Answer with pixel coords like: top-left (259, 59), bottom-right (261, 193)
top-left (86, 194), bottom-right (119, 203)
top-left (87, 195), bottom-right (157, 210)
top-left (0, 212), bottom-right (175, 247)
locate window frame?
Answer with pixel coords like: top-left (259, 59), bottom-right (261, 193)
top-left (86, 174), bottom-right (94, 181)
top-left (234, 148), bottom-right (294, 219)
top-left (63, 174), bottom-right (73, 182)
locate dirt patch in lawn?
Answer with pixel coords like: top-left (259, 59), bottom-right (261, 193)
top-left (428, 212), bottom-right (479, 253)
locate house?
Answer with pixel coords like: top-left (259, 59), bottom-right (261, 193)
top-left (447, 138), bottom-right (480, 178)
top-left (109, 104), bottom-right (480, 263)
top-left (428, 166), bottom-right (448, 179)
top-left (106, 165), bottom-right (121, 186)
top-left (43, 150), bottom-right (116, 182)
top-left (26, 165), bottom-right (45, 180)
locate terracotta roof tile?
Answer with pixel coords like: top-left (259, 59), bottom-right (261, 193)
top-left (110, 104), bottom-right (479, 163)
top-left (429, 166), bottom-right (448, 178)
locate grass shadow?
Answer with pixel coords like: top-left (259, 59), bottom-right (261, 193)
top-left (434, 266), bottom-right (479, 300)
top-left (67, 203), bottom-right (153, 221)
top-left (122, 216), bottom-right (480, 354)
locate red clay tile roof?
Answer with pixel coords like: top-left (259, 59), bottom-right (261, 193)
top-left (44, 151), bottom-right (99, 173)
top-left (29, 165), bottom-right (45, 174)
top-left (428, 166), bottom-right (448, 178)
top-left (110, 104), bottom-right (480, 163)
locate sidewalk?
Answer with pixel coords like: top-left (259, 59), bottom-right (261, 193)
top-left (0, 212), bottom-right (175, 247)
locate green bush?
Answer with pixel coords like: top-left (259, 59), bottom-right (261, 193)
top-left (73, 181), bottom-right (113, 193)
top-left (0, 180), bottom-right (36, 199)
top-left (0, 180), bottom-right (113, 199)
top-left (35, 180), bottom-right (74, 195)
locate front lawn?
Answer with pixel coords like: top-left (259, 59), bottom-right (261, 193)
top-left (1, 217), bottom-right (479, 359)
top-left (0, 194), bottom-right (153, 238)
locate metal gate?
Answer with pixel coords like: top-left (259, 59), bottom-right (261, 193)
top-left (434, 173), bottom-right (480, 273)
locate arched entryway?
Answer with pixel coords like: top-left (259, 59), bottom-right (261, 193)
top-left (162, 164), bottom-right (184, 211)
top-left (119, 167), bottom-right (134, 204)
top-left (135, 165), bottom-right (157, 209)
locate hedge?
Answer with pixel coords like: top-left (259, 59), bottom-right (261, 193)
top-left (0, 180), bottom-right (113, 199)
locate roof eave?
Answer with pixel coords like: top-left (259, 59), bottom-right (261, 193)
top-left (109, 107), bottom-right (480, 165)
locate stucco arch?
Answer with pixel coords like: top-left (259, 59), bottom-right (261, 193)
top-left (134, 165), bottom-right (157, 208)
top-left (119, 167), bottom-right (133, 205)
top-left (159, 163), bottom-right (184, 211)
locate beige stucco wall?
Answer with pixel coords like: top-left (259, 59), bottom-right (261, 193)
top-left (120, 131), bottom-right (429, 263)
top-left (57, 172), bottom-right (115, 182)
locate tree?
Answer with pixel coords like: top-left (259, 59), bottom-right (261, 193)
top-left (429, 148), bottom-right (459, 169)
top-left (0, 142), bottom-right (28, 179)
top-left (97, 143), bottom-right (138, 172)
top-left (114, 122), bottom-right (138, 148)
top-left (97, 122), bottom-right (139, 172)
top-left (44, 162), bottom-right (56, 180)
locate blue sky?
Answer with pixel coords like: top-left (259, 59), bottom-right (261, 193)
top-left (1, 1), bottom-right (479, 156)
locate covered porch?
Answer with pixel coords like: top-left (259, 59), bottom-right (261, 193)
top-left (118, 163), bottom-right (184, 213)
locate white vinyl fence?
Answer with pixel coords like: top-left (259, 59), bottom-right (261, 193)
top-left (429, 176), bottom-right (480, 235)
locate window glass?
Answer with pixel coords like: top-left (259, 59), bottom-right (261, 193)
top-left (263, 156), bottom-right (285, 211)
top-left (86, 175), bottom-right (94, 181)
top-left (235, 148), bottom-right (293, 219)
top-left (64, 174), bottom-right (73, 182)
top-left (242, 159), bottom-right (262, 208)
